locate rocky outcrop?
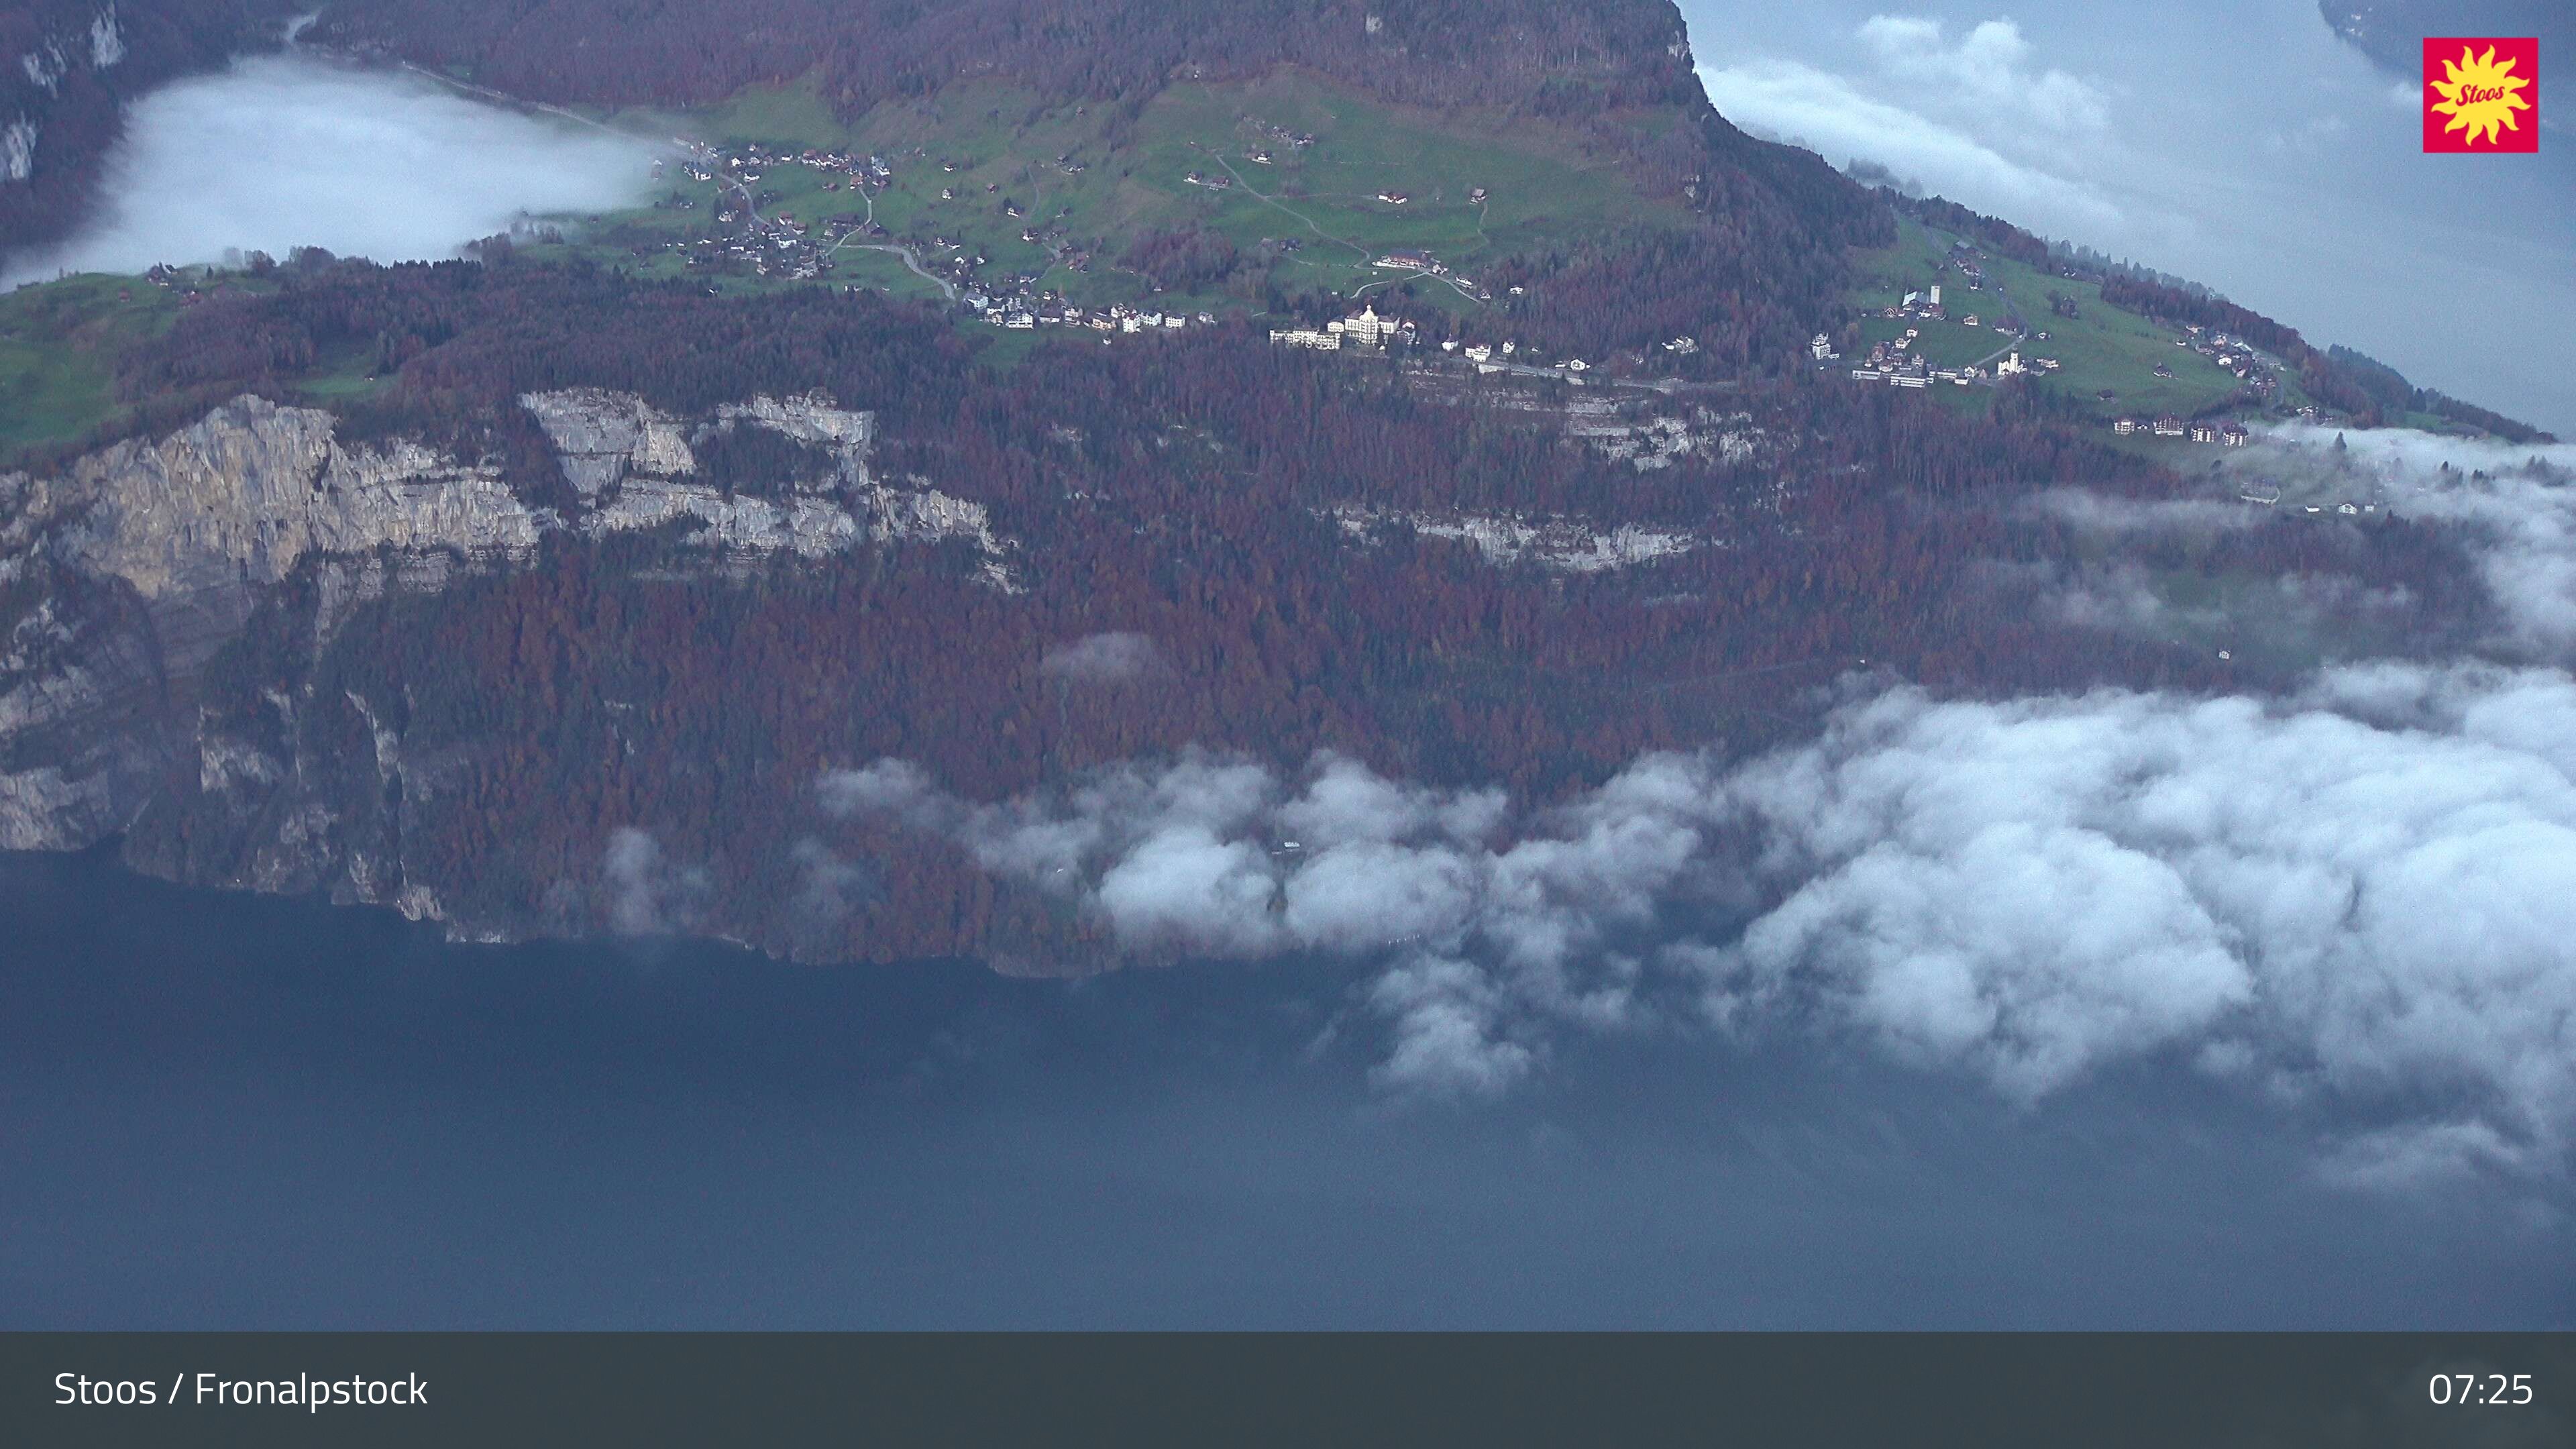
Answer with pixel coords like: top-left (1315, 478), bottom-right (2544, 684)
top-left (13, 396), bottom-right (551, 603)
top-left (518, 387), bottom-right (1010, 573)
top-left (714, 392), bottom-right (875, 457)
top-left (1, 118), bottom-right (34, 184)
top-left (519, 387), bottom-right (698, 497)
top-left (1570, 405), bottom-right (1763, 472)
top-left (0, 576), bottom-right (170, 849)
top-left (1332, 505), bottom-right (1698, 573)
top-left (0, 388), bottom-right (1019, 857)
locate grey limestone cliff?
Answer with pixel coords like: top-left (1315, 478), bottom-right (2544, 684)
top-left (0, 388), bottom-right (1014, 893)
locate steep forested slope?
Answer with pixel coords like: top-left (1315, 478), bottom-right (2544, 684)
top-left (0, 256), bottom-right (2496, 961)
top-left (0, 1), bottom-right (2537, 966)
top-left (310, 0), bottom-right (1703, 115)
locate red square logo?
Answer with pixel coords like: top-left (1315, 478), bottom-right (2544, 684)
top-left (2424, 37), bottom-right (2538, 152)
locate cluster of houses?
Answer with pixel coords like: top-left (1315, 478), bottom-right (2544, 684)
top-left (662, 136), bottom-right (1104, 291)
top-left (1877, 284), bottom-right (2024, 342)
top-left (664, 213), bottom-right (835, 281)
top-left (1375, 249), bottom-right (1444, 276)
top-left (2113, 415), bottom-right (2251, 445)
top-left (1828, 278), bottom-right (2067, 389)
top-left (1248, 119), bottom-right (1318, 152)
top-left (2237, 479), bottom-right (2381, 517)
top-left (980, 295), bottom-right (1216, 335)
top-left (1815, 258), bottom-right (2317, 424)
top-left (680, 138), bottom-right (890, 190)
top-left (1848, 354), bottom-right (1954, 388)
top-left (661, 138), bottom-right (906, 281)
top-left (1446, 337), bottom-right (1591, 375)
top-left (2175, 323), bottom-right (2279, 401)
top-left (1835, 321), bottom-right (2058, 390)
top-left (140, 262), bottom-right (213, 307)
top-left (1875, 282), bottom-right (2008, 333)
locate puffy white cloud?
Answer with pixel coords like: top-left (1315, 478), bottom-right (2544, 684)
top-left (1699, 13), bottom-right (2132, 244)
top-left (1276, 754), bottom-right (1505, 849)
top-left (1368, 955), bottom-right (1537, 1097)
top-left (1281, 841), bottom-right (1479, 952)
top-left (1714, 667), bottom-right (2576, 1161)
top-left (819, 749), bottom-right (1719, 1088)
top-left (1856, 16), bottom-right (2110, 132)
top-left (1095, 826), bottom-right (1283, 956)
top-left (820, 667), bottom-right (2576, 1173)
top-left (1734, 818), bottom-right (2251, 1099)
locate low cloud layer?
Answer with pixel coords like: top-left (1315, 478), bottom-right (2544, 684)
top-left (822, 663), bottom-right (2576, 1178)
top-left (2239, 426), bottom-right (2576, 657)
top-left (2014, 429), bottom-right (2576, 669)
top-left (1701, 56), bottom-right (2124, 235)
top-left (3, 52), bottom-right (656, 285)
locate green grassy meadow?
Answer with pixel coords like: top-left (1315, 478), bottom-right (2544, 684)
top-left (1844, 216), bottom-right (2305, 423)
top-left (578, 71), bottom-right (1693, 314)
top-left (0, 276), bottom-right (179, 453)
top-left (0, 270), bottom-right (409, 459)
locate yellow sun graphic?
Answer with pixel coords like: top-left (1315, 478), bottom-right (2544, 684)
top-left (2428, 44), bottom-right (2533, 146)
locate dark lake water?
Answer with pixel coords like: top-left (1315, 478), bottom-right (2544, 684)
top-left (2, 846), bottom-right (2567, 1328)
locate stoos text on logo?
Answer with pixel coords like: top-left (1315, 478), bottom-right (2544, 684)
top-left (2423, 37), bottom-right (2538, 152)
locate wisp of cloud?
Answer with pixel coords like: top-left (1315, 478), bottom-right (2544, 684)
top-left (1, 52), bottom-right (658, 286)
top-left (2243, 425), bottom-right (2576, 656)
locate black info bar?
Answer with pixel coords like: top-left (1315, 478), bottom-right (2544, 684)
top-left (5, 1332), bottom-right (2567, 1448)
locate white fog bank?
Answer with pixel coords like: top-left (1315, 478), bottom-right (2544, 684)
top-left (822, 657), bottom-right (2576, 1184)
top-left (2, 52), bottom-right (659, 286)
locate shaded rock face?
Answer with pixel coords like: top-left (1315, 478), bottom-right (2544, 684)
top-left (1571, 406), bottom-right (1763, 472)
top-left (1329, 504), bottom-right (1700, 573)
top-left (0, 389), bottom-right (1012, 886)
top-left (0, 571), bottom-right (170, 850)
top-left (519, 386), bottom-right (699, 498)
top-left (518, 387), bottom-right (1007, 568)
